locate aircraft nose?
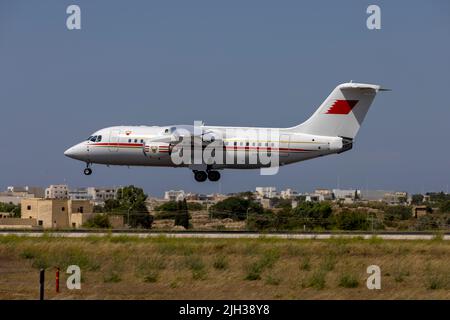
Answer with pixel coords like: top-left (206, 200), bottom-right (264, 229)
top-left (64, 143), bottom-right (86, 160)
top-left (64, 146), bottom-right (76, 158)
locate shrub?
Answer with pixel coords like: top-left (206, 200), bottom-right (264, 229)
top-left (187, 202), bottom-right (204, 211)
top-left (265, 274), bottom-right (281, 285)
top-left (83, 214), bottom-right (111, 229)
top-left (154, 201), bottom-right (179, 212)
top-left (213, 255), bottom-right (228, 270)
top-left (209, 197), bottom-right (263, 220)
top-left (185, 256), bottom-right (207, 280)
top-left (320, 255), bottom-right (336, 272)
top-left (300, 257), bottom-right (311, 271)
top-left (143, 271), bottom-right (159, 283)
top-left (245, 262), bottom-right (263, 280)
top-left (384, 206), bottom-right (412, 221)
top-left (103, 271), bottom-right (121, 283)
top-left (393, 269), bottom-right (409, 283)
top-left (427, 276), bottom-right (445, 290)
top-left (20, 248), bottom-right (36, 259)
top-left (244, 249), bottom-right (279, 281)
top-left (335, 209), bottom-right (369, 230)
top-left (339, 273), bottom-right (359, 288)
top-left (306, 271), bottom-right (326, 289)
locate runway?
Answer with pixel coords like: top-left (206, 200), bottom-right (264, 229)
top-left (0, 231), bottom-right (448, 240)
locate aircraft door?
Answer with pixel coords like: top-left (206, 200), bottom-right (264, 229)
top-left (109, 129), bottom-right (121, 152)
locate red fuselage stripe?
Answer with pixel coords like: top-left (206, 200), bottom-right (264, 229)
top-left (91, 143), bottom-right (314, 152)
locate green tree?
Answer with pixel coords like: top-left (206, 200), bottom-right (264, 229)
top-left (335, 209), bottom-right (369, 230)
top-left (0, 202), bottom-right (21, 217)
top-left (426, 192), bottom-right (450, 203)
top-left (186, 202), bottom-right (204, 211)
top-left (411, 194), bottom-right (424, 205)
top-left (247, 211), bottom-right (275, 231)
top-left (102, 185), bottom-right (152, 229)
top-left (384, 205), bottom-right (412, 221)
top-left (154, 201), bottom-right (179, 212)
top-left (439, 200), bottom-right (450, 213)
top-left (103, 199), bottom-right (121, 212)
top-left (291, 202), bottom-right (333, 228)
top-left (209, 197), bottom-right (263, 220)
top-left (174, 199), bottom-right (190, 229)
top-left (83, 214), bottom-right (111, 228)
top-left (272, 198), bottom-right (292, 209)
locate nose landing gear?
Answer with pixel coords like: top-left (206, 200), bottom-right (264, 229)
top-left (84, 164), bottom-right (92, 176)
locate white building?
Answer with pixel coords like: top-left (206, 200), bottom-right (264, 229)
top-left (164, 190), bottom-right (186, 201)
top-left (305, 194), bottom-right (326, 202)
top-left (45, 185), bottom-right (69, 199)
top-left (332, 189), bottom-right (360, 201)
top-left (280, 188), bottom-right (299, 199)
top-left (0, 186), bottom-right (41, 205)
top-left (255, 187), bottom-right (278, 199)
top-left (69, 188), bottom-right (93, 201)
top-left (86, 187), bottom-right (118, 204)
top-left (5, 186), bottom-right (44, 197)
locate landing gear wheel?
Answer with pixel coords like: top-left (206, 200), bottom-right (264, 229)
top-left (193, 170), bottom-right (207, 182)
top-left (84, 168), bottom-right (92, 176)
top-left (207, 170), bottom-right (221, 182)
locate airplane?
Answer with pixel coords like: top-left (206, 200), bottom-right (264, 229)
top-left (64, 82), bottom-right (385, 182)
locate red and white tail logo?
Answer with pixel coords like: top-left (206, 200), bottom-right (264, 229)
top-left (325, 100), bottom-right (359, 114)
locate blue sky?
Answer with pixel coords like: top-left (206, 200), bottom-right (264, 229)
top-left (0, 0), bottom-right (449, 197)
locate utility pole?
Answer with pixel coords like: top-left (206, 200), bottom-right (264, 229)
top-left (127, 205), bottom-right (132, 227)
top-left (39, 269), bottom-right (45, 300)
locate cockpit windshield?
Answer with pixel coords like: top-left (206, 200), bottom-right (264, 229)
top-left (87, 135), bottom-right (102, 142)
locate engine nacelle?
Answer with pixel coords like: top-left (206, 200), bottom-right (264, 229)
top-left (143, 142), bottom-right (171, 156)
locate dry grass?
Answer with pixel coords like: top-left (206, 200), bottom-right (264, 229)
top-left (0, 235), bottom-right (449, 299)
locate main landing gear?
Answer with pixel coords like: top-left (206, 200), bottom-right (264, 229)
top-left (193, 170), bottom-right (221, 182)
top-left (84, 163), bottom-right (92, 176)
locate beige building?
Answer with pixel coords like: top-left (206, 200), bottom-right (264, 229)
top-left (21, 198), bottom-right (93, 229)
top-left (109, 215), bottom-right (125, 229)
top-left (0, 217), bottom-right (37, 229)
top-left (413, 205), bottom-right (430, 218)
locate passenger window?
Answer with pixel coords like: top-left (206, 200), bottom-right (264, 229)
top-left (258, 143), bottom-right (261, 146)
top-left (141, 139), bottom-right (144, 143)
top-left (128, 139), bottom-right (131, 143)
top-left (240, 142), bottom-right (243, 146)
top-left (246, 142), bottom-right (249, 146)
top-left (134, 139), bottom-right (138, 143)
top-left (97, 135), bottom-right (102, 142)
top-left (252, 142), bottom-right (256, 146)
top-left (234, 142), bottom-right (237, 146)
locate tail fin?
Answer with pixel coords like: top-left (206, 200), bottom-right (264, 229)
top-left (292, 82), bottom-right (381, 139)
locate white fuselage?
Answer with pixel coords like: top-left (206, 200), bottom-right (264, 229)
top-left (64, 125), bottom-right (348, 170)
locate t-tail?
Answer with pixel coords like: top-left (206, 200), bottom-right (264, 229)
top-left (292, 82), bottom-right (384, 139)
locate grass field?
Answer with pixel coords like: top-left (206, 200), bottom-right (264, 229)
top-left (0, 235), bottom-right (449, 299)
